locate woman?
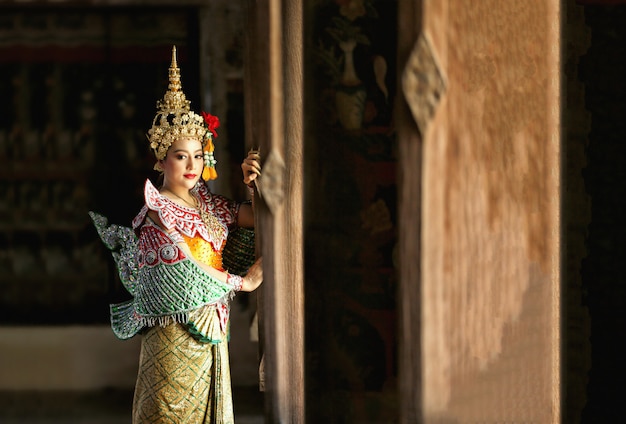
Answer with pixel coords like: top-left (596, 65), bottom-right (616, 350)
top-left (90, 46), bottom-right (262, 423)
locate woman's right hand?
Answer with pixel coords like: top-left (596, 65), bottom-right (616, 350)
top-left (242, 149), bottom-right (261, 186)
top-left (241, 257), bottom-right (263, 292)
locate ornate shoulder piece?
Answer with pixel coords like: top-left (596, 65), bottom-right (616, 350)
top-left (137, 222), bottom-right (187, 267)
top-left (140, 179), bottom-right (227, 247)
top-left (89, 211), bottom-right (139, 296)
top-left (140, 179), bottom-right (204, 235)
top-left (91, 211), bottom-right (237, 340)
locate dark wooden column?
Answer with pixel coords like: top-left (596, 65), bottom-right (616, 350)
top-left (244, 0), bottom-right (305, 422)
top-left (397, 0), bottom-right (424, 423)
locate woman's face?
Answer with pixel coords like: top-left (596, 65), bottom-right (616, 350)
top-left (160, 137), bottom-right (203, 191)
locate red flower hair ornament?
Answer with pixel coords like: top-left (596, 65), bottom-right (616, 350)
top-left (202, 112), bottom-right (220, 138)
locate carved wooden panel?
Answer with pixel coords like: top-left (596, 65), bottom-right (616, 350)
top-left (402, 34), bottom-right (446, 136)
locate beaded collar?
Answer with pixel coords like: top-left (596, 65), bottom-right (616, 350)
top-left (133, 179), bottom-right (228, 250)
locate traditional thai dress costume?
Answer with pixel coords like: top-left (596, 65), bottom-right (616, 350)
top-left (90, 178), bottom-right (244, 424)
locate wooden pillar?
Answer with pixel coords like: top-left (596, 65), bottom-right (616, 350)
top-left (397, 0), bottom-right (424, 422)
top-left (398, 0), bottom-right (561, 422)
top-left (244, 0), bottom-right (305, 422)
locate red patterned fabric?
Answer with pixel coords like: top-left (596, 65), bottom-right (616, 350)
top-left (137, 224), bottom-right (187, 267)
top-left (132, 179), bottom-right (239, 251)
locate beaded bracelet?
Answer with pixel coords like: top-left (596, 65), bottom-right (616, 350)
top-left (227, 273), bottom-right (244, 291)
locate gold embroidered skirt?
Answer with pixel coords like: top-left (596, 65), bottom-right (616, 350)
top-left (132, 308), bottom-right (234, 423)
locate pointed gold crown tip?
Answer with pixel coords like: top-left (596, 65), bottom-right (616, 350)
top-left (171, 46), bottom-right (177, 68)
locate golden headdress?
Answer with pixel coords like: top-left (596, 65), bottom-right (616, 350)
top-left (148, 46), bottom-right (220, 181)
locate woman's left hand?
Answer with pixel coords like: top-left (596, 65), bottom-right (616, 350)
top-left (241, 257), bottom-right (263, 292)
top-left (242, 149), bottom-right (261, 186)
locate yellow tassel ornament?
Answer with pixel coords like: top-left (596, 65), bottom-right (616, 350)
top-left (202, 137), bottom-right (218, 181)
